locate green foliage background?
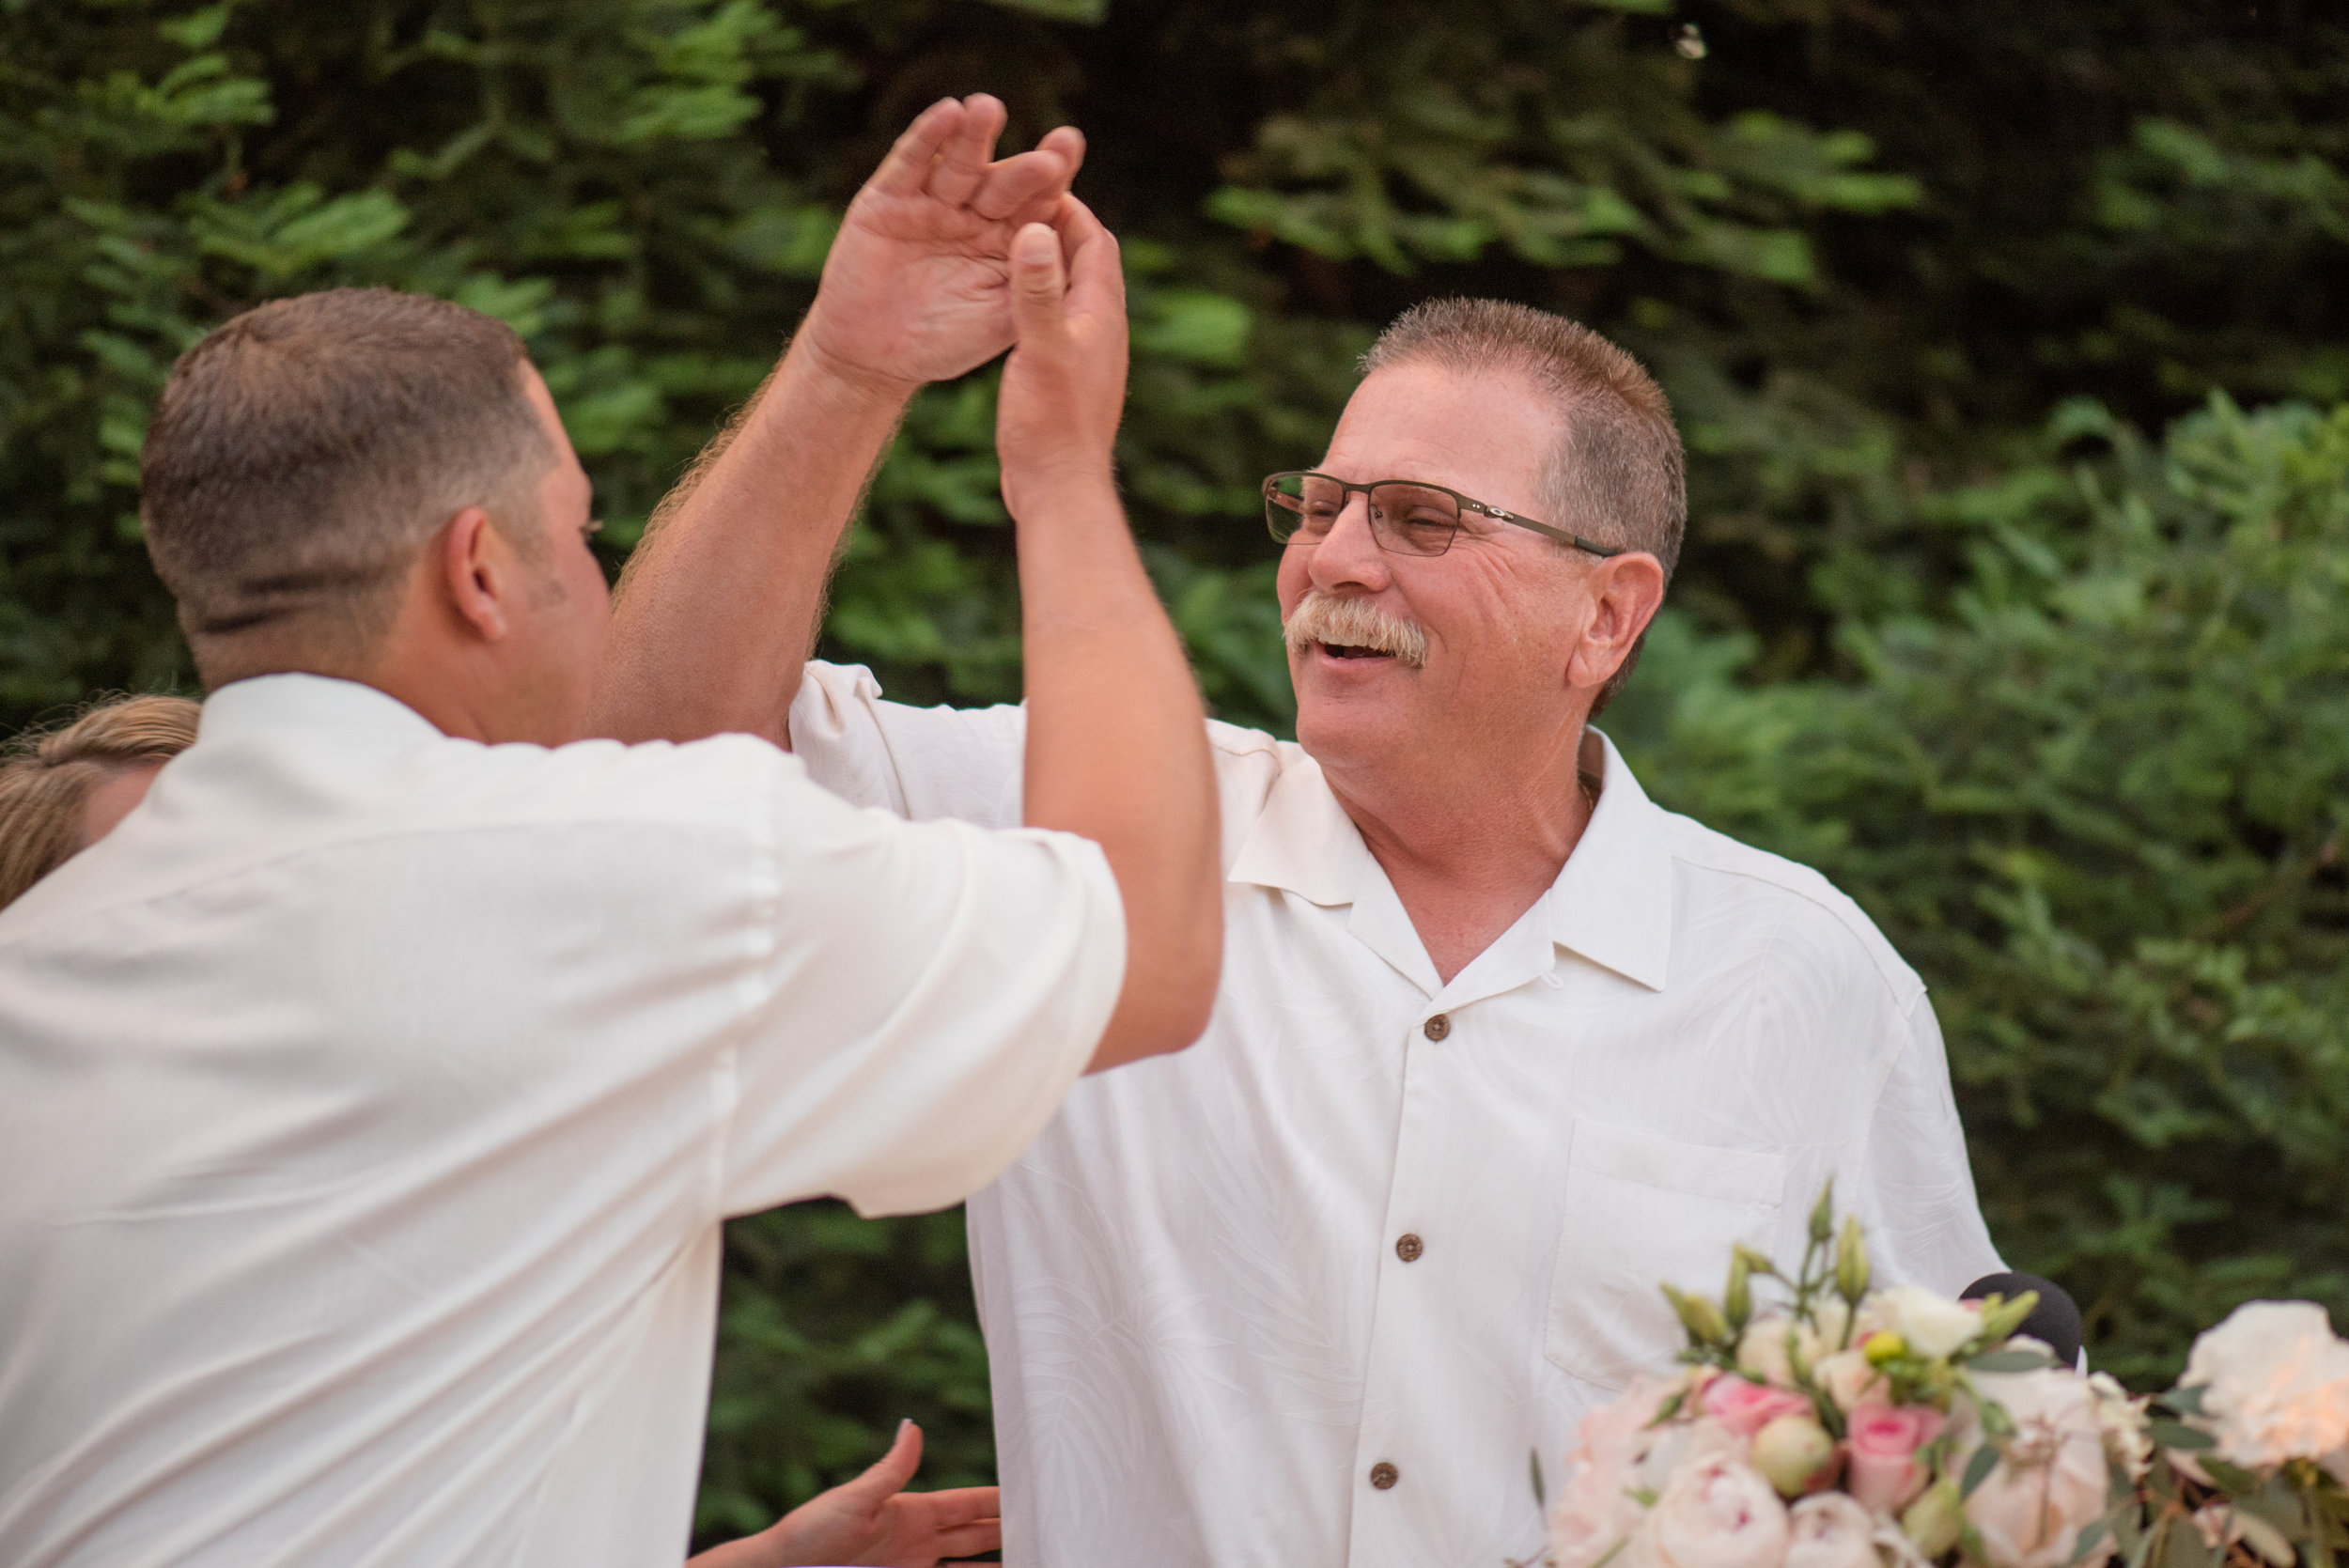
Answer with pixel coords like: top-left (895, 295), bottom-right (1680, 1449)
top-left (4, 0), bottom-right (2346, 1544)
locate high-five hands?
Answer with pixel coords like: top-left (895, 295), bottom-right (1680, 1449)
top-left (592, 93), bottom-right (1087, 745)
top-left (801, 95), bottom-right (1087, 399)
top-left (996, 197), bottom-right (1127, 518)
top-left (681, 1421), bottom-right (999, 1568)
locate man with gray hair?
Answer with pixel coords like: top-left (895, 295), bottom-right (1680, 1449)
top-left (631, 295), bottom-right (2004, 1567)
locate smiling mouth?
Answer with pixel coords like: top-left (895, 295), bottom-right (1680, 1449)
top-left (1318, 642), bottom-right (1395, 660)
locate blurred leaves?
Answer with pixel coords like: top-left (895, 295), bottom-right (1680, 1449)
top-left (5, 0), bottom-right (2349, 1545)
top-left (1615, 398), bottom-right (2349, 1389)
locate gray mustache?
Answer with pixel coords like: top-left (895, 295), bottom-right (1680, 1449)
top-left (1283, 593), bottom-right (1429, 668)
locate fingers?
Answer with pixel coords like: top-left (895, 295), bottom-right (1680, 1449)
top-left (868, 99), bottom-right (963, 198)
top-left (926, 93), bottom-right (1008, 208)
top-left (1037, 125), bottom-right (1086, 184)
top-left (1009, 221), bottom-right (1071, 346)
top-left (832, 1418), bottom-right (924, 1511)
top-left (871, 93), bottom-right (1087, 227)
top-left (912, 1485), bottom-right (1001, 1528)
top-left (1053, 195), bottom-right (1126, 320)
top-left (932, 1517), bottom-right (1005, 1559)
top-left (971, 127), bottom-right (1087, 223)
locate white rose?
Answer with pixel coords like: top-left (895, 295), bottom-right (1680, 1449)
top-left (1739, 1304), bottom-right (1855, 1390)
top-left (1878, 1285), bottom-right (1983, 1359)
top-left (1739, 1319), bottom-right (1800, 1389)
top-left (1644, 1454), bottom-right (1792, 1568)
top-left (2086, 1371), bottom-right (2153, 1481)
top-left (1785, 1493), bottom-right (1882, 1568)
top-left (1814, 1349), bottom-right (1886, 1414)
top-left (1639, 1419), bottom-right (1746, 1496)
top-left (2183, 1301), bottom-right (2349, 1467)
top-left (1964, 1368), bottom-right (2117, 1568)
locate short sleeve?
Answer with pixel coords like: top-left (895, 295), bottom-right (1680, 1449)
top-left (790, 661), bottom-right (1027, 827)
top-left (717, 778), bottom-right (1125, 1219)
top-left (1848, 994), bottom-right (2005, 1294)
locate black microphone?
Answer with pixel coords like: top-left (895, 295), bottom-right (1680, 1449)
top-left (1962, 1271), bottom-right (2083, 1366)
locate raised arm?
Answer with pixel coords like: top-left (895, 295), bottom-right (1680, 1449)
top-left (591, 95), bottom-right (1083, 745)
top-left (998, 200), bottom-right (1221, 1071)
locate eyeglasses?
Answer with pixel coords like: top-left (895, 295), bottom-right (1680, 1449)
top-left (1263, 471), bottom-right (1626, 560)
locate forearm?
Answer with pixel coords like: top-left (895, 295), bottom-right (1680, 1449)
top-left (592, 334), bottom-right (910, 745)
top-left (1018, 474), bottom-right (1221, 1069)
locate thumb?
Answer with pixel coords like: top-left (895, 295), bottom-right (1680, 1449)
top-left (832, 1419), bottom-right (924, 1515)
top-left (1008, 221), bottom-right (1066, 344)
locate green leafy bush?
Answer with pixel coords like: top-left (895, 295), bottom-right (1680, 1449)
top-left (5, 0), bottom-right (2348, 1547)
top-left (1615, 396), bottom-right (2349, 1389)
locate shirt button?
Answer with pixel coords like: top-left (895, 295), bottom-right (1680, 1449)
top-left (1370, 1461), bottom-right (1400, 1490)
top-left (1395, 1234), bottom-right (1423, 1263)
top-left (1423, 1014), bottom-right (1451, 1041)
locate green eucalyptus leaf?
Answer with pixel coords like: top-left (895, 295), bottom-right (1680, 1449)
top-left (2152, 1421), bottom-right (2219, 1452)
top-left (1962, 1445), bottom-right (2001, 1499)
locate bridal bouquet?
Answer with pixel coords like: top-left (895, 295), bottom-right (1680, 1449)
top-left (2129, 1300), bottom-right (2349, 1568)
top-left (1546, 1188), bottom-right (2151, 1568)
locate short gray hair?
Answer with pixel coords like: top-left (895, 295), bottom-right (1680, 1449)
top-left (141, 288), bottom-right (554, 684)
top-left (1361, 299), bottom-right (1685, 712)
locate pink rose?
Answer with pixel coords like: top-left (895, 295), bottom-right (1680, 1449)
top-left (1552, 1379), bottom-right (1681, 1568)
top-left (1843, 1403), bottom-right (1944, 1514)
top-left (1704, 1376), bottom-right (1815, 1438)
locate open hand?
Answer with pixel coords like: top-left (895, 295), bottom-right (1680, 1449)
top-left (996, 196), bottom-right (1128, 520)
top-left (801, 95), bottom-right (1085, 397)
top-left (682, 1421), bottom-right (1000, 1568)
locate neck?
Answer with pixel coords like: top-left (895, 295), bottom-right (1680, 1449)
top-left (199, 627), bottom-right (501, 744)
top-left (1319, 718), bottom-right (1599, 986)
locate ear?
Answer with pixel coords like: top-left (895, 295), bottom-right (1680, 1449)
top-left (438, 505), bottom-right (514, 644)
top-left (1567, 551), bottom-right (1668, 693)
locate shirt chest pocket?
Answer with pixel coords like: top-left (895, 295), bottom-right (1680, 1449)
top-left (1543, 1118), bottom-right (1787, 1390)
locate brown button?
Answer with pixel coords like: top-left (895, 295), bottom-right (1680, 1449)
top-left (1423, 1014), bottom-right (1451, 1041)
top-left (1395, 1234), bottom-right (1423, 1263)
top-left (1370, 1461), bottom-right (1399, 1490)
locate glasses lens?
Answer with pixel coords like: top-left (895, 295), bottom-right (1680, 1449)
top-left (1266, 474), bottom-right (1346, 542)
top-left (1366, 483), bottom-right (1461, 556)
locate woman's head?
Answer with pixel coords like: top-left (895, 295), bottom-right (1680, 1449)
top-left (0, 695), bottom-right (200, 910)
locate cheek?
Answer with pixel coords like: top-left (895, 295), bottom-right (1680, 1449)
top-left (1274, 548), bottom-right (1312, 616)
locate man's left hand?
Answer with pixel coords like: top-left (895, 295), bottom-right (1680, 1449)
top-left (801, 93), bottom-right (1085, 399)
top-left (682, 1421), bottom-right (1001, 1568)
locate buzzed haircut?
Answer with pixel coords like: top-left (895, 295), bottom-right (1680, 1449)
top-left (0, 694), bottom-right (200, 910)
top-left (140, 287), bottom-right (554, 684)
top-left (1361, 298), bottom-right (1687, 710)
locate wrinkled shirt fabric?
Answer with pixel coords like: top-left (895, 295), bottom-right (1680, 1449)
top-left (789, 660), bottom-right (2003, 1568)
top-left (0, 673), bottom-right (1124, 1568)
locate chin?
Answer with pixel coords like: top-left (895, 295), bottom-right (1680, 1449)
top-left (1293, 694), bottom-right (1408, 771)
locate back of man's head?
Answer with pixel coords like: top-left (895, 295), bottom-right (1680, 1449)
top-left (141, 288), bottom-right (554, 688)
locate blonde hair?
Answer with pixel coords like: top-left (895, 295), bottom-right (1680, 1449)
top-left (0, 695), bottom-right (200, 910)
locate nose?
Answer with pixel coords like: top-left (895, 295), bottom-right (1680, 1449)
top-left (1305, 490), bottom-right (1392, 595)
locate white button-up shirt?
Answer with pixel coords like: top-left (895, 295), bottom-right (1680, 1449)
top-left (790, 661), bottom-right (2003, 1568)
top-left (0, 674), bottom-right (1124, 1568)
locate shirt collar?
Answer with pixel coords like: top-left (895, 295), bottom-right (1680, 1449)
top-left (197, 674), bottom-right (447, 745)
top-left (1226, 728), bottom-right (1675, 993)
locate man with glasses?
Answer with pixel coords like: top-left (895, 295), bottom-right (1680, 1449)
top-left (647, 296), bottom-right (2003, 1566)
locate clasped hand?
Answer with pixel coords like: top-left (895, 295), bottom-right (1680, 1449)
top-left (798, 94), bottom-right (1088, 400)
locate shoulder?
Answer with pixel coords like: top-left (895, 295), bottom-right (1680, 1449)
top-left (1658, 809), bottom-right (1923, 1014)
top-left (0, 728), bottom-right (836, 943)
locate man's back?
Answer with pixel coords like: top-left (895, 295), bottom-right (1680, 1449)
top-left (0, 675), bottom-right (1125, 1568)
